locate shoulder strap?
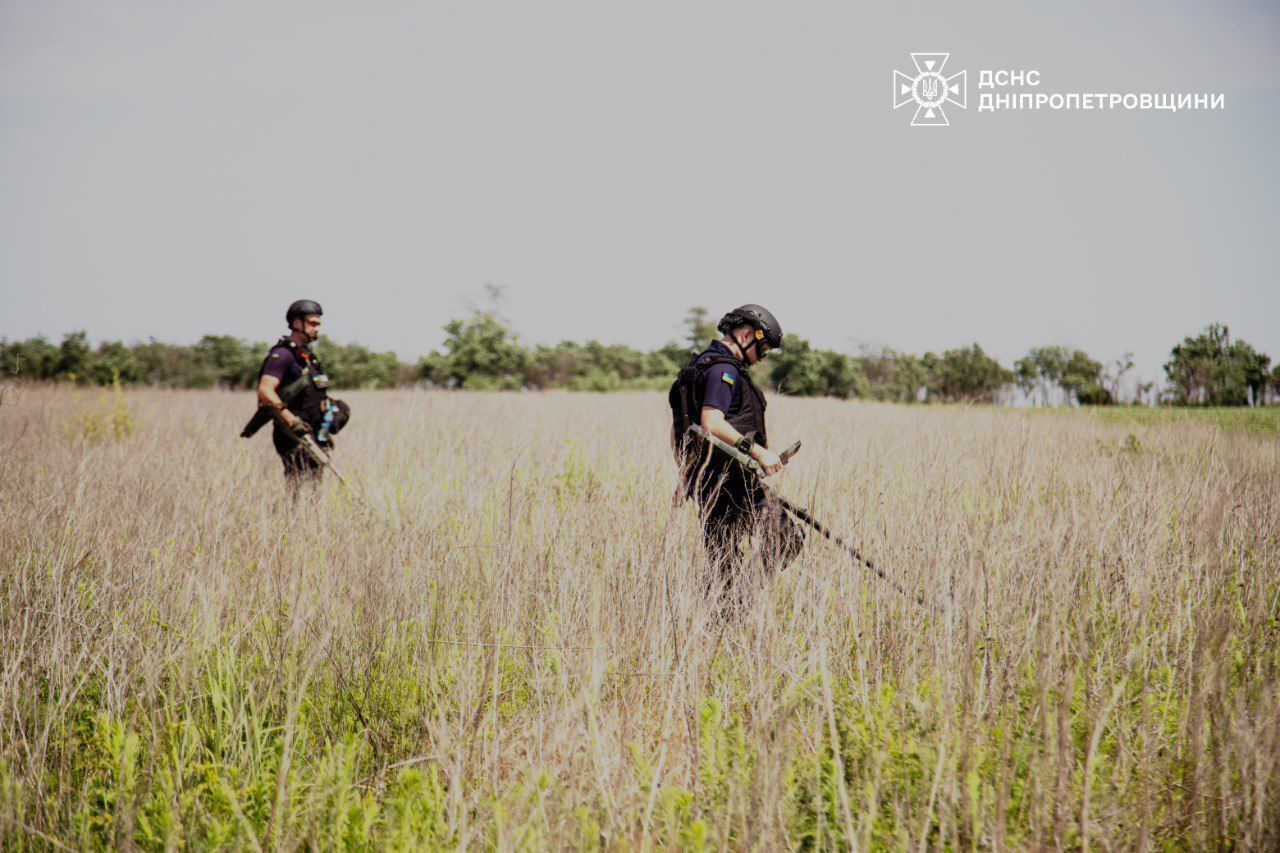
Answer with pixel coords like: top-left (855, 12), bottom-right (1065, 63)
top-left (257, 337), bottom-right (310, 381)
top-left (692, 351), bottom-right (743, 375)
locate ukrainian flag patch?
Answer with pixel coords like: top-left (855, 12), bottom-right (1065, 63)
top-left (721, 373), bottom-right (735, 385)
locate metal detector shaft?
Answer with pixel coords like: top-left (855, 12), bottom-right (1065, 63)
top-left (688, 424), bottom-right (926, 607)
top-left (298, 433), bottom-right (353, 490)
top-left (756, 481), bottom-right (925, 606)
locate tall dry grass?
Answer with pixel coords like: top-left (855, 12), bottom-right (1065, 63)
top-left (1, 385), bottom-right (1277, 848)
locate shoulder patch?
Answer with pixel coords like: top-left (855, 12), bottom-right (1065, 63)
top-left (721, 373), bottom-right (735, 385)
top-left (271, 353), bottom-right (280, 359)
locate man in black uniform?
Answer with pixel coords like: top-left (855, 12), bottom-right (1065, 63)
top-left (670, 304), bottom-right (804, 597)
top-left (255, 299), bottom-right (337, 495)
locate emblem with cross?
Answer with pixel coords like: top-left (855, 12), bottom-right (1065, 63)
top-left (893, 53), bottom-right (967, 126)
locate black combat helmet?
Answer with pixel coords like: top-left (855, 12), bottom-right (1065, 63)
top-left (718, 303), bottom-right (783, 350)
top-left (286, 299), bottom-right (324, 326)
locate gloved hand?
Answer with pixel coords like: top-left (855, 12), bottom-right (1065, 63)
top-left (288, 419), bottom-right (311, 440)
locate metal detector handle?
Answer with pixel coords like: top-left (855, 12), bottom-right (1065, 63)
top-left (688, 424), bottom-right (801, 473)
top-left (687, 424), bottom-right (764, 474)
top-left (297, 433), bottom-right (329, 466)
top-left (298, 433), bottom-right (353, 489)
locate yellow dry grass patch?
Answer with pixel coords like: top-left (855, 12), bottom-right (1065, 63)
top-left (1, 386), bottom-right (1277, 848)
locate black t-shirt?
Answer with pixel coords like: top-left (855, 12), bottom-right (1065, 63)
top-left (261, 340), bottom-right (326, 451)
top-left (694, 340), bottom-right (745, 418)
top-left (262, 343), bottom-right (313, 386)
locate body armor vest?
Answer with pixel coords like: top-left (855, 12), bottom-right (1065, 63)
top-left (260, 337), bottom-right (329, 429)
top-left (669, 346), bottom-right (768, 496)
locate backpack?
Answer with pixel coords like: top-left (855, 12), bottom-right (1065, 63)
top-left (668, 350), bottom-right (742, 475)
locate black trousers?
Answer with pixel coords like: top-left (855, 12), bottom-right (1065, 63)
top-left (695, 465), bottom-right (804, 596)
top-left (272, 430), bottom-right (324, 494)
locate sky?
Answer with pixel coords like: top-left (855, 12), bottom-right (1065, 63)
top-left (2, 0), bottom-right (1278, 387)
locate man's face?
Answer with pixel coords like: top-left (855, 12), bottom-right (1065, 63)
top-left (295, 314), bottom-right (322, 343)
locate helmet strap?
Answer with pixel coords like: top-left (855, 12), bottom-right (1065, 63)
top-left (734, 327), bottom-right (761, 363)
top-left (289, 321), bottom-right (312, 346)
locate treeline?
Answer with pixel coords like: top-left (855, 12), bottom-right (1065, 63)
top-left (0, 332), bottom-right (417, 391)
top-left (3, 312), bottom-right (1277, 406)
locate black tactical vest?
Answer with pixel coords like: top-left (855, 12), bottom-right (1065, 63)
top-left (259, 337), bottom-right (329, 429)
top-left (669, 346), bottom-right (768, 492)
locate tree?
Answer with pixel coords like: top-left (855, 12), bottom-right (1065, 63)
top-left (133, 339), bottom-right (202, 387)
top-left (520, 340), bottom-right (679, 390)
top-left (767, 337), bottom-right (865, 398)
top-left (56, 331), bottom-right (92, 381)
top-left (419, 313), bottom-right (527, 389)
top-left (922, 344), bottom-right (1010, 403)
top-left (768, 338), bottom-right (825, 396)
top-left (87, 341), bottom-right (142, 385)
top-left (1168, 323), bottom-right (1232, 404)
top-left (1164, 323), bottom-right (1272, 406)
top-left (1060, 349), bottom-right (1111, 406)
top-left (1015, 345), bottom-right (1114, 406)
top-left (643, 349), bottom-right (682, 382)
top-left (1230, 340), bottom-right (1271, 406)
top-left (194, 335), bottom-right (260, 388)
top-left (817, 351), bottom-right (866, 399)
top-left (681, 306), bottom-right (718, 352)
top-left (524, 341), bottom-right (587, 388)
top-left (319, 341), bottom-right (400, 389)
top-left (1105, 352), bottom-right (1135, 403)
top-left (854, 345), bottom-right (926, 402)
top-left (1015, 346), bottom-right (1069, 406)
top-left (1, 336), bottom-right (60, 380)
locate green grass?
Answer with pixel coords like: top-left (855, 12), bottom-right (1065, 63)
top-left (1090, 405), bottom-right (1280, 435)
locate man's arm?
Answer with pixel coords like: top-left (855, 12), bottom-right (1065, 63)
top-left (700, 406), bottom-right (782, 475)
top-left (257, 374), bottom-right (302, 429)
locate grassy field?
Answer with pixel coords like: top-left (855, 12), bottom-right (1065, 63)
top-left (1, 385), bottom-right (1278, 849)
top-left (1086, 405), bottom-right (1280, 436)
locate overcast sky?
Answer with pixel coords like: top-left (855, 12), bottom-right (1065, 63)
top-left (2, 0), bottom-right (1277, 384)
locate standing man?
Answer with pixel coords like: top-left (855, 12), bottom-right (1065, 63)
top-left (669, 304), bottom-right (804, 598)
top-left (254, 299), bottom-right (338, 495)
